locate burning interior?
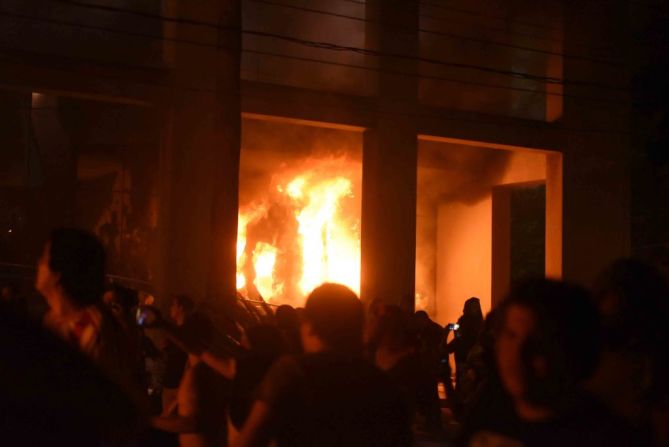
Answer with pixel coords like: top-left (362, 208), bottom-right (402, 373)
top-left (236, 117), bottom-right (559, 318)
top-left (237, 118), bottom-right (362, 306)
top-left (416, 137), bottom-right (553, 325)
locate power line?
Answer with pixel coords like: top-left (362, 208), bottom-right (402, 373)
top-left (47, 0), bottom-right (630, 90)
top-left (0, 7), bottom-right (631, 107)
top-left (290, 0), bottom-right (648, 62)
top-left (0, 8), bottom-right (215, 50)
top-left (244, 49), bottom-right (629, 107)
top-left (335, 0), bottom-right (568, 46)
top-left (1, 40), bottom-right (630, 137)
top-left (244, 0), bottom-right (627, 69)
top-left (338, 0), bottom-right (561, 33)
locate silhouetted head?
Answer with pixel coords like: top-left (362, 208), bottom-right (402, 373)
top-left (302, 283), bottom-right (363, 355)
top-left (368, 298), bottom-right (388, 318)
top-left (464, 297), bottom-right (483, 319)
top-left (1, 283), bottom-right (20, 302)
top-left (181, 312), bottom-right (214, 352)
top-left (103, 285), bottom-right (138, 319)
top-left (170, 294), bottom-right (195, 325)
top-left (376, 305), bottom-right (417, 352)
top-left (414, 310), bottom-right (429, 321)
top-left (36, 228), bottom-right (106, 309)
top-left (246, 324), bottom-right (285, 359)
top-left (496, 279), bottom-right (600, 413)
top-left (275, 304), bottom-right (299, 331)
top-left (593, 258), bottom-right (669, 347)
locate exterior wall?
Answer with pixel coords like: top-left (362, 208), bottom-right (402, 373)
top-left (0, 0), bottom-right (633, 304)
top-left (432, 148), bottom-right (548, 325)
top-left (436, 197), bottom-right (492, 326)
top-left (558, 0), bottom-right (631, 286)
top-left (0, 1), bottom-right (164, 69)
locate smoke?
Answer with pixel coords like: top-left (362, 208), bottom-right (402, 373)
top-left (241, 119), bottom-right (362, 204)
top-left (415, 139), bottom-right (511, 313)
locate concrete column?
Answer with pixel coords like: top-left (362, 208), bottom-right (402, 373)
top-left (361, 1), bottom-right (419, 309)
top-left (158, 0), bottom-right (241, 306)
top-left (491, 187), bottom-right (511, 306)
top-left (31, 93), bottom-right (77, 230)
top-left (560, 0), bottom-right (630, 285)
top-left (208, 0), bottom-right (242, 306)
top-left (545, 152), bottom-right (563, 279)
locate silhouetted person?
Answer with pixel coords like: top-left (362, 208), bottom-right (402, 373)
top-left (414, 310), bottom-right (454, 417)
top-left (0, 301), bottom-right (142, 446)
top-left (458, 306), bottom-right (511, 445)
top-left (275, 304), bottom-right (302, 354)
top-left (0, 282), bottom-right (26, 314)
top-left (152, 312), bottom-right (229, 447)
top-left (364, 298), bottom-right (389, 358)
top-left (463, 279), bottom-right (637, 447)
top-left (103, 284), bottom-right (147, 388)
top-left (375, 306), bottom-right (442, 434)
top-left (589, 259), bottom-right (669, 447)
top-left (234, 283), bottom-right (410, 447)
top-left (36, 228), bottom-right (136, 388)
top-left (230, 324), bottom-right (287, 434)
top-left (447, 297), bottom-right (484, 394)
top-left (162, 294), bottom-right (195, 413)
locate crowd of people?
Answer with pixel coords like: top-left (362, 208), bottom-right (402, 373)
top-left (1, 227), bottom-right (668, 447)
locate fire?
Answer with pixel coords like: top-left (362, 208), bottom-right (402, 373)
top-left (237, 158), bottom-right (361, 306)
top-left (252, 242), bottom-right (281, 299)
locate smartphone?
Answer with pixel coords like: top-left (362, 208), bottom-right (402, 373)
top-left (136, 306), bottom-right (156, 327)
top-left (448, 323), bottom-right (460, 331)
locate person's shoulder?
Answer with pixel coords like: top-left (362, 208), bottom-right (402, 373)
top-left (561, 394), bottom-right (645, 446)
top-left (256, 354), bottom-right (305, 406)
top-left (273, 354), bottom-right (304, 375)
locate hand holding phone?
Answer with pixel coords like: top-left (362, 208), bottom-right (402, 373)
top-left (136, 306), bottom-right (160, 328)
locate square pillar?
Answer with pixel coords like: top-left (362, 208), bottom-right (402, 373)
top-left (362, 1), bottom-right (419, 309)
top-left (157, 0), bottom-right (241, 307)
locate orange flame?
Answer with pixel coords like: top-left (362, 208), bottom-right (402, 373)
top-left (237, 159), bottom-right (360, 305)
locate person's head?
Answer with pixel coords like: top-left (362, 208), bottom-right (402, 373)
top-left (368, 298), bottom-right (387, 319)
top-left (414, 310), bottom-right (429, 321)
top-left (1, 283), bottom-right (19, 302)
top-left (275, 304), bottom-right (299, 332)
top-left (170, 294), bottom-right (195, 325)
top-left (301, 283), bottom-right (363, 355)
top-left (496, 279), bottom-right (600, 415)
top-left (36, 228), bottom-right (106, 310)
top-left (413, 310), bottom-right (431, 327)
top-left (376, 305), bottom-right (417, 353)
top-left (464, 297), bottom-right (483, 319)
top-left (246, 324), bottom-right (285, 359)
top-left (593, 258), bottom-right (669, 347)
top-left (181, 312), bottom-right (214, 360)
top-left (103, 285), bottom-right (138, 319)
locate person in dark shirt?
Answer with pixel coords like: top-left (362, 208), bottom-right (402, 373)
top-left (589, 259), bottom-right (669, 447)
top-left (274, 304), bottom-right (302, 355)
top-left (1, 282), bottom-right (26, 314)
top-left (376, 306), bottom-right (442, 434)
top-left (234, 283), bottom-right (411, 447)
top-left (229, 324), bottom-right (286, 431)
top-left (161, 294), bottom-right (195, 413)
top-left (152, 312), bottom-right (230, 447)
top-left (462, 279), bottom-right (639, 447)
top-left (0, 301), bottom-right (142, 446)
top-left (447, 297), bottom-right (484, 391)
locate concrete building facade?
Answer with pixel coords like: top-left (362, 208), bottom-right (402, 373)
top-left (0, 0), bottom-right (631, 318)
